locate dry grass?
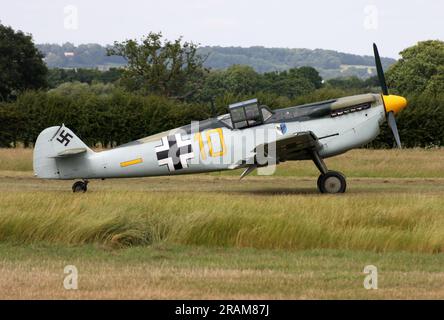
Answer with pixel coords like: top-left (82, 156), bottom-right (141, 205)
top-left (0, 148), bottom-right (444, 299)
top-left (0, 188), bottom-right (443, 253)
top-left (0, 244), bottom-right (443, 299)
top-left (0, 150), bottom-right (444, 253)
top-left (0, 148), bottom-right (33, 171)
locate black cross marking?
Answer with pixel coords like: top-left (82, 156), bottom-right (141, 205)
top-left (56, 130), bottom-right (73, 147)
top-left (156, 135), bottom-right (192, 171)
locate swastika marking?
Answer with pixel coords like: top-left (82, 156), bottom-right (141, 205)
top-left (56, 130), bottom-right (74, 147)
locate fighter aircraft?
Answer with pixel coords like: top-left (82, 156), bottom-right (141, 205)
top-left (33, 44), bottom-right (407, 194)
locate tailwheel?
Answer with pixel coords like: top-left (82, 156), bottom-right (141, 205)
top-left (317, 171), bottom-right (346, 194)
top-left (72, 180), bottom-right (88, 193)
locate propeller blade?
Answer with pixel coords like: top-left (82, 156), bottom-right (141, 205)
top-left (387, 111), bottom-right (401, 148)
top-left (373, 43), bottom-right (389, 95)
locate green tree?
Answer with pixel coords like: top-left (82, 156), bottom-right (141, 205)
top-left (198, 65), bottom-right (262, 103)
top-left (296, 66), bottom-right (323, 89)
top-left (386, 40), bottom-right (444, 96)
top-left (107, 32), bottom-right (208, 99)
top-left (262, 68), bottom-right (316, 98)
top-left (423, 66), bottom-right (444, 97)
top-left (325, 76), bottom-right (376, 91)
top-left (0, 23), bottom-right (48, 101)
top-left (46, 68), bottom-right (124, 88)
top-left (0, 102), bottom-right (23, 147)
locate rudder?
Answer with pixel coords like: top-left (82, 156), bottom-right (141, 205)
top-left (33, 124), bottom-right (93, 179)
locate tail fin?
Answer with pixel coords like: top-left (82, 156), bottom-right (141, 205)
top-left (33, 124), bottom-right (93, 179)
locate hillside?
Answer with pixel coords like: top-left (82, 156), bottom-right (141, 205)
top-left (199, 46), bottom-right (396, 79)
top-left (36, 43), bottom-right (396, 79)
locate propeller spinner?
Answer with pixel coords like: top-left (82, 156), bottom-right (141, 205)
top-left (373, 43), bottom-right (407, 148)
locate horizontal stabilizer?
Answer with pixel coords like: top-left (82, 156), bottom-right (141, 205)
top-left (51, 147), bottom-right (87, 158)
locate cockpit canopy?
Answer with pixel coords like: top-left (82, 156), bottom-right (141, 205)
top-left (225, 98), bottom-right (273, 129)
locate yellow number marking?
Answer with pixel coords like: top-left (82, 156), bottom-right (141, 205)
top-left (195, 132), bottom-right (206, 160)
top-left (206, 128), bottom-right (226, 157)
top-left (195, 128), bottom-right (226, 159)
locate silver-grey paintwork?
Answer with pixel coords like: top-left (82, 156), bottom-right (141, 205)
top-left (33, 94), bottom-right (386, 180)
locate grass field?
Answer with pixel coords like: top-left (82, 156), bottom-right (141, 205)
top-left (0, 148), bottom-right (443, 299)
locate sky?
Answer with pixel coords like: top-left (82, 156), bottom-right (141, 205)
top-left (1, 0), bottom-right (443, 58)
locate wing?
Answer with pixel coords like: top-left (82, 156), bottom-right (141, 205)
top-left (257, 131), bottom-right (321, 162)
top-left (232, 131), bottom-right (322, 178)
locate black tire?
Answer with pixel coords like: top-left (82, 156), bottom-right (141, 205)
top-left (317, 174), bottom-right (323, 192)
top-left (72, 181), bottom-right (87, 193)
top-left (318, 171), bottom-right (346, 194)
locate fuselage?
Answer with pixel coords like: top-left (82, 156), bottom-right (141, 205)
top-left (52, 93), bottom-right (386, 180)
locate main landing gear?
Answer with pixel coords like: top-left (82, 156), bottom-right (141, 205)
top-left (72, 180), bottom-right (88, 193)
top-left (311, 150), bottom-right (346, 194)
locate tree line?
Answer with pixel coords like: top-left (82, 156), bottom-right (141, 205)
top-left (36, 42), bottom-right (396, 79)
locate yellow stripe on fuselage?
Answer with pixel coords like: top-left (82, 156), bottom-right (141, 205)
top-left (120, 158), bottom-right (143, 167)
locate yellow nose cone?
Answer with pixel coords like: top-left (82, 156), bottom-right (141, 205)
top-left (383, 95), bottom-right (407, 114)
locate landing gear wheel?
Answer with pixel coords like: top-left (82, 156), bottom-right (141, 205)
top-left (72, 181), bottom-right (88, 193)
top-left (317, 171), bottom-right (346, 194)
top-left (317, 174), bottom-right (323, 192)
